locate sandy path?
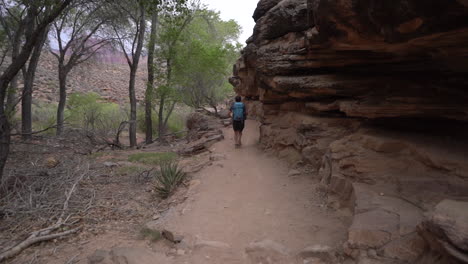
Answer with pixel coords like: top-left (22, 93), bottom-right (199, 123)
top-left (158, 120), bottom-right (349, 263)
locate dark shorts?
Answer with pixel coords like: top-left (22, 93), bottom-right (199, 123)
top-left (233, 120), bottom-right (245, 132)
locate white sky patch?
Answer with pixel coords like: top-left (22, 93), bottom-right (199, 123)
top-left (201, 0), bottom-right (258, 44)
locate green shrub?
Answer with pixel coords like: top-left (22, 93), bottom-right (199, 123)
top-left (153, 161), bottom-right (186, 199)
top-left (136, 106), bottom-right (186, 138)
top-left (136, 106), bottom-right (159, 135)
top-left (32, 102), bottom-right (58, 134)
top-left (166, 112), bottom-right (186, 137)
top-left (139, 227), bottom-right (161, 242)
top-left (128, 152), bottom-right (177, 165)
top-left (68, 92), bottom-right (127, 136)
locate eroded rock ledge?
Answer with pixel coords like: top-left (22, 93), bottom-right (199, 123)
top-left (231, 0), bottom-right (468, 263)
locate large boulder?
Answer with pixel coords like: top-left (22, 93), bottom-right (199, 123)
top-left (422, 200), bottom-right (468, 252)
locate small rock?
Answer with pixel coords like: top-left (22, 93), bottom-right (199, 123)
top-left (174, 235), bottom-right (184, 243)
top-left (367, 249), bottom-right (377, 258)
top-left (195, 237), bottom-right (231, 249)
top-left (300, 244), bottom-right (334, 261)
top-left (288, 169), bottom-right (301, 177)
top-left (161, 229), bottom-right (183, 243)
top-left (104, 161), bottom-right (119, 168)
top-left (152, 214), bottom-right (160, 220)
top-left (222, 120), bottom-right (231, 127)
top-left (88, 249), bottom-right (108, 264)
top-left (303, 257), bottom-right (327, 264)
top-left (45, 157), bottom-right (59, 168)
top-left (189, 179), bottom-right (201, 187)
top-left (209, 153), bottom-right (226, 161)
top-left (245, 240), bottom-right (290, 264)
top-left (176, 249), bottom-right (185, 256)
top-left (218, 110), bottom-right (230, 119)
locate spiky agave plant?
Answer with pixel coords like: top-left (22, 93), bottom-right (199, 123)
top-left (154, 161), bottom-right (186, 199)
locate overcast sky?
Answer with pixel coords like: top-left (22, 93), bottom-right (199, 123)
top-left (201, 0), bottom-right (258, 44)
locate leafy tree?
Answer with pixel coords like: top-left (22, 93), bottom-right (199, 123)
top-left (146, 8), bottom-right (158, 143)
top-left (21, 26), bottom-right (48, 139)
top-left (50, 0), bottom-right (114, 136)
top-left (173, 10), bottom-right (241, 114)
top-left (145, 0), bottom-right (187, 143)
top-left (152, 0), bottom-right (198, 138)
top-left (0, 3), bottom-right (27, 117)
top-left (0, 2), bottom-right (49, 139)
top-left (0, 0), bottom-right (74, 186)
top-left (154, 6), bottom-right (240, 127)
top-left (109, 0), bottom-right (149, 147)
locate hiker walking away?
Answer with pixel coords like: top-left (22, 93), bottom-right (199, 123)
top-left (230, 96), bottom-right (247, 147)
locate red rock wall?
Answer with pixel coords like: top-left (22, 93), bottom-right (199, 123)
top-left (232, 0), bottom-right (468, 263)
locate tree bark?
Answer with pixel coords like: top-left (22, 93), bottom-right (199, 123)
top-left (158, 57), bottom-right (172, 140)
top-left (145, 11), bottom-right (158, 144)
top-left (128, 66), bottom-right (138, 147)
top-left (4, 15), bottom-right (25, 117)
top-left (128, 2), bottom-right (146, 148)
top-left (158, 94), bottom-right (166, 138)
top-left (56, 66), bottom-right (68, 136)
top-left (0, 109), bottom-right (10, 184)
top-left (22, 29), bottom-right (47, 139)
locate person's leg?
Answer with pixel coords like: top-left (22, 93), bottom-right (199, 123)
top-left (238, 121), bottom-right (245, 146)
top-left (234, 131), bottom-right (239, 145)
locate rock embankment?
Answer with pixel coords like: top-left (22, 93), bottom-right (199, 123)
top-left (231, 0), bottom-right (468, 263)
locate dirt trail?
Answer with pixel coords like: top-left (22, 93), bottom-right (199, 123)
top-left (152, 120), bottom-right (349, 263)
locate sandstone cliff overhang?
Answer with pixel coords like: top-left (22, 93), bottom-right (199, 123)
top-left (232, 0), bottom-right (468, 121)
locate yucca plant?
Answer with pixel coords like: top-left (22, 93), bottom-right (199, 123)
top-left (154, 161), bottom-right (186, 199)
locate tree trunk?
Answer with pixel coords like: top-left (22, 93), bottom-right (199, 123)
top-left (163, 100), bottom-right (176, 131)
top-left (127, 3), bottom-right (146, 148)
top-left (5, 23), bottom-right (24, 118)
top-left (158, 94), bottom-right (166, 138)
top-left (145, 11), bottom-right (158, 144)
top-left (158, 57), bottom-right (172, 141)
top-left (22, 30), bottom-right (47, 139)
top-left (144, 86), bottom-right (153, 144)
top-left (128, 66), bottom-right (138, 147)
top-left (56, 67), bottom-right (68, 136)
top-left (5, 76), bottom-right (18, 119)
top-left (0, 108), bottom-right (10, 184)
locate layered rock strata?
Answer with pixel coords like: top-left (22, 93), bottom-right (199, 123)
top-left (231, 0), bottom-right (468, 263)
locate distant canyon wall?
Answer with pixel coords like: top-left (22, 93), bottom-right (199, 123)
top-left (231, 0), bottom-right (468, 263)
top-left (17, 50), bottom-right (148, 104)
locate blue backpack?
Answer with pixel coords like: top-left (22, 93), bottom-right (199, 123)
top-left (232, 102), bottom-right (245, 121)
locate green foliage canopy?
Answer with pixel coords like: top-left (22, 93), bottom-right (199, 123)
top-left (155, 5), bottom-right (241, 110)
